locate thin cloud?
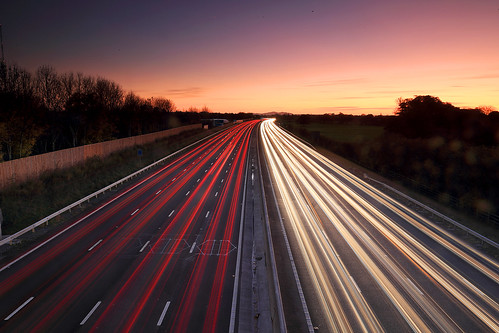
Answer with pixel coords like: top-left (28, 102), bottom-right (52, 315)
top-left (304, 78), bottom-right (368, 87)
top-left (164, 87), bottom-right (206, 98)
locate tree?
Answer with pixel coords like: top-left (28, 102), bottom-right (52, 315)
top-left (478, 105), bottom-right (497, 115)
top-left (151, 97), bottom-right (175, 112)
top-left (74, 72), bottom-right (95, 97)
top-left (390, 95), bottom-right (496, 145)
top-left (392, 95), bottom-right (456, 138)
top-left (0, 63), bottom-right (43, 160)
top-left (35, 65), bottom-right (62, 111)
top-left (122, 92), bottom-right (145, 136)
top-left (94, 78), bottom-right (123, 111)
top-left (59, 72), bottom-right (76, 109)
top-left (0, 110), bottom-right (43, 159)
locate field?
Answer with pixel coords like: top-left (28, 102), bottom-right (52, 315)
top-left (294, 122), bottom-right (384, 143)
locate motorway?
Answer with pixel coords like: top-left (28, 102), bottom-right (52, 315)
top-left (2, 118), bottom-right (498, 333)
top-left (0, 120), bottom-right (262, 332)
top-left (260, 119), bottom-right (499, 332)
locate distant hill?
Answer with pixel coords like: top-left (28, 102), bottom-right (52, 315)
top-left (260, 111), bottom-right (293, 117)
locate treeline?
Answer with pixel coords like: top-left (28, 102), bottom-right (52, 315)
top-left (0, 62), bottom-right (252, 161)
top-left (279, 96), bottom-right (499, 218)
top-left (389, 95), bottom-right (499, 146)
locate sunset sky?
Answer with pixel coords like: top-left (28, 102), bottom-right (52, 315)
top-left (1, 0), bottom-right (498, 114)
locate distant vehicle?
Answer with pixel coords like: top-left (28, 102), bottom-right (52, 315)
top-left (213, 119), bottom-right (228, 127)
top-left (201, 118), bottom-right (229, 128)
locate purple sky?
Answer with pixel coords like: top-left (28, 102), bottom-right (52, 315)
top-left (2, 0), bottom-right (498, 114)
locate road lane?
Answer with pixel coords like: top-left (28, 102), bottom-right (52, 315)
top-left (260, 119), bottom-right (499, 332)
top-left (0, 120), bottom-right (261, 332)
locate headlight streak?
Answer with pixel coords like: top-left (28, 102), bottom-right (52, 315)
top-left (261, 120), bottom-right (499, 332)
top-left (276, 129), bottom-right (497, 330)
top-left (283, 122), bottom-right (499, 280)
top-left (261, 121), bottom-right (382, 332)
top-left (281, 127), bottom-right (499, 329)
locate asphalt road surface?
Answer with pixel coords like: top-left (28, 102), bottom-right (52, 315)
top-left (1, 120), bottom-right (261, 332)
top-left (2, 118), bottom-right (498, 333)
top-left (260, 119), bottom-right (499, 333)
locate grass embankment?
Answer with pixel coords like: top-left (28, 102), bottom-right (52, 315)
top-left (0, 128), bottom-right (214, 234)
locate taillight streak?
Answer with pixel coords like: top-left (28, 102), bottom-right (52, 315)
top-left (173, 122), bottom-right (256, 332)
top-left (91, 122), bottom-right (257, 331)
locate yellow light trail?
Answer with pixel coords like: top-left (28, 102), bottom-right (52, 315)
top-left (261, 119), bottom-right (499, 332)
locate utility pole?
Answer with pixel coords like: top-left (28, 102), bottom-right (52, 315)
top-left (0, 24), bottom-right (4, 62)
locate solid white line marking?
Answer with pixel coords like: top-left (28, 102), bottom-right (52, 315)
top-left (156, 190), bottom-right (162, 195)
top-left (350, 276), bottom-right (361, 294)
top-left (80, 301), bottom-right (101, 325)
top-left (131, 209), bottom-right (139, 216)
top-left (139, 241), bottom-right (150, 253)
top-left (229, 152), bottom-right (249, 333)
top-left (169, 210), bottom-right (175, 217)
top-left (210, 240), bottom-right (216, 255)
top-left (189, 242), bottom-right (197, 253)
top-left (205, 211), bottom-right (210, 218)
top-left (88, 239), bottom-right (103, 251)
top-left (264, 151), bottom-right (314, 332)
top-left (185, 191), bottom-right (190, 196)
top-left (157, 301), bottom-right (171, 326)
top-left (407, 278), bottom-right (423, 295)
top-left (4, 297), bottom-right (34, 320)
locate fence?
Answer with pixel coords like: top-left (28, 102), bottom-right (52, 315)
top-left (0, 127), bottom-right (224, 248)
top-left (0, 124), bottom-right (200, 189)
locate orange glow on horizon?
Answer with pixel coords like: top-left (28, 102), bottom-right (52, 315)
top-left (4, 0), bottom-right (497, 115)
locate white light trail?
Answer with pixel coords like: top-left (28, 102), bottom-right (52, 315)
top-left (260, 119), bottom-right (499, 332)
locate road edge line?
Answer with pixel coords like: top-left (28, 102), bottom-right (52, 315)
top-left (257, 126), bottom-right (287, 333)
